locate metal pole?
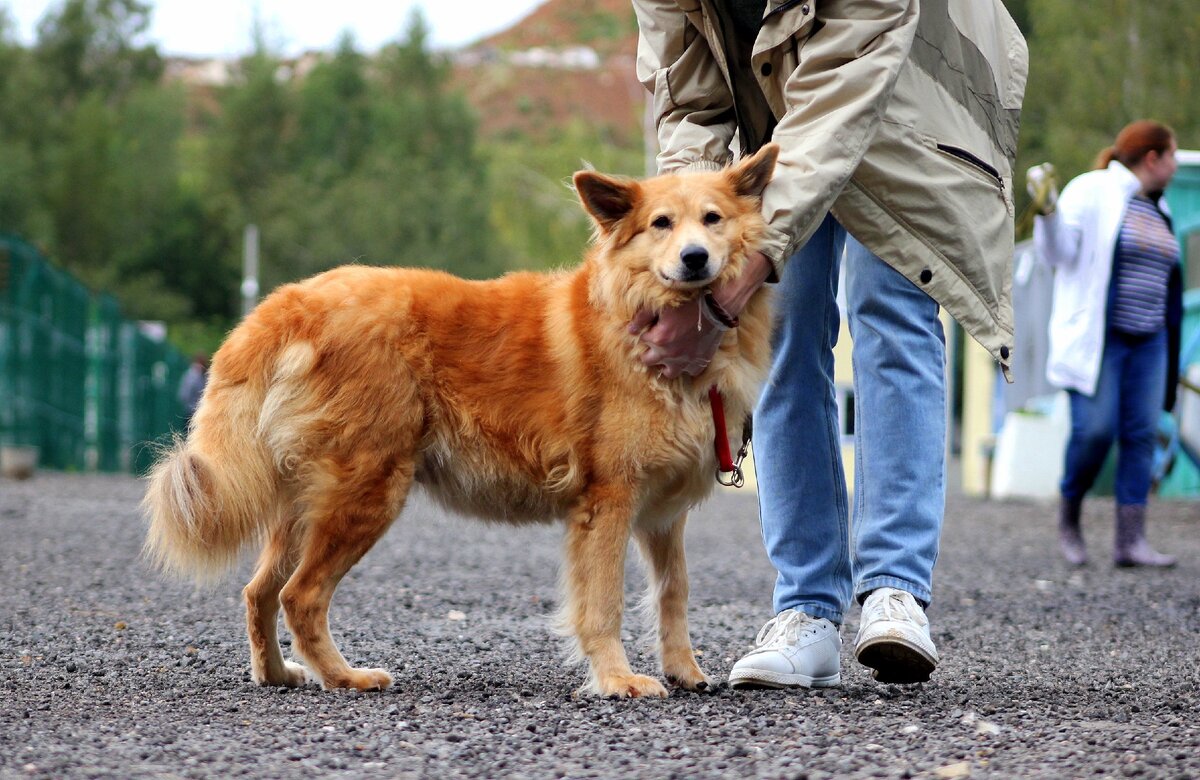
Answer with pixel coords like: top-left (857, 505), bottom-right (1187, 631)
top-left (241, 224), bottom-right (260, 318)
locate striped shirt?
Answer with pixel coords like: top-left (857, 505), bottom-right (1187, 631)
top-left (1108, 195), bottom-right (1178, 335)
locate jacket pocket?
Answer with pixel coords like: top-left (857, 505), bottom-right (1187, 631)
top-left (657, 26), bottom-right (725, 113)
top-left (935, 143), bottom-right (1002, 188)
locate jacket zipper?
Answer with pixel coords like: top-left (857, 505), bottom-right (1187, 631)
top-left (766, 0), bottom-right (808, 17)
top-left (936, 143), bottom-right (1002, 188)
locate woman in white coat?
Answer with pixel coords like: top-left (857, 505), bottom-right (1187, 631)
top-left (1033, 120), bottom-right (1182, 567)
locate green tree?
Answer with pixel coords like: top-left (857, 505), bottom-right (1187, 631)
top-left (213, 12), bottom-right (504, 289)
top-left (210, 33), bottom-right (291, 226)
top-left (292, 31), bottom-right (372, 181)
top-left (0, 10), bottom-right (41, 236)
top-left (33, 0), bottom-right (161, 106)
top-left (485, 120), bottom-right (643, 270)
top-left (365, 12), bottom-right (501, 278)
top-left (16, 0), bottom-right (234, 327)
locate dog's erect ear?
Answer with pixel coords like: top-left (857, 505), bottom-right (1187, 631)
top-left (728, 143), bottom-right (780, 199)
top-left (574, 171), bottom-right (640, 233)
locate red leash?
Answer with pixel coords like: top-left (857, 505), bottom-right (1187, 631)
top-left (708, 386), bottom-right (735, 472)
top-left (708, 386), bottom-right (749, 487)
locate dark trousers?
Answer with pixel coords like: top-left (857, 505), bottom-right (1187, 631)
top-left (1061, 328), bottom-right (1166, 506)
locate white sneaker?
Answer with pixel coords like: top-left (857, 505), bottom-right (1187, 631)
top-left (728, 609), bottom-right (841, 689)
top-left (854, 587), bottom-right (939, 684)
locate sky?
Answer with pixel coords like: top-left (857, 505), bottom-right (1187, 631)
top-left (2, 0), bottom-right (548, 56)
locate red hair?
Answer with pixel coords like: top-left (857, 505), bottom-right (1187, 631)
top-left (1094, 120), bottom-right (1175, 170)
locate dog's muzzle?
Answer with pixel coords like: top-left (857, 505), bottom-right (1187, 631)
top-left (677, 244), bottom-right (713, 283)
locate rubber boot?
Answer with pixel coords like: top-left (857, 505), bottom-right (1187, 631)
top-left (1113, 504), bottom-right (1176, 567)
top-left (1058, 496), bottom-right (1087, 566)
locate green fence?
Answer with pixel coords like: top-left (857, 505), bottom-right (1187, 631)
top-left (1, 234), bottom-right (188, 473)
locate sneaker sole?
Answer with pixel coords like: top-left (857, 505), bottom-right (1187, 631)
top-left (855, 637), bottom-right (937, 684)
top-left (727, 669), bottom-right (840, 690)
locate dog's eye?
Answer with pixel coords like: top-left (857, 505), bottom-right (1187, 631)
top-left (651, 215), bottom-right (672, 230)
top-left (703, 211), bottom-right (722, 226)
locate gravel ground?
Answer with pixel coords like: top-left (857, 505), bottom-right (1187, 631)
top-left (1, 472), bottom-right (1198, 779)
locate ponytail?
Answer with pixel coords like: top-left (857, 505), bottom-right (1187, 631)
top-left (1098, 120), bottom-right (1175, 170)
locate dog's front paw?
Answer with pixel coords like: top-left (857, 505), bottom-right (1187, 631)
top-left (665, 668), bottom-right (712, 692)
top-left (321, 667), bottom-right (393, 692)
top-left (596, 673), bottom-right (668, 699)
top-left (663, 651), bottom-right (712, 692)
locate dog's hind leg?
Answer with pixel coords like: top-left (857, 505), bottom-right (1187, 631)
top-left (563, 486), bottom-right (667, 698)
top-left (244, 513), bottom-right (306, 687)
top-left (635, 514), bottom-right (710, 691)
top-left (280, 459), bottom-right (413, 691)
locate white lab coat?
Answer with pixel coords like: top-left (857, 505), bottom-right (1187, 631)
top-left (1033, 161), bottom-right (1171, 397)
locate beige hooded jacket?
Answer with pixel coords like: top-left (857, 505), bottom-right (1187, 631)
top-left (634, 0), bottom-right (1028, 372)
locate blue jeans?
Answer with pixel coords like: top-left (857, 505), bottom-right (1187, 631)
top-left (1061, 328), bottom-right (1167, 507)
top-left (755, 215), bottom-right (947, 624)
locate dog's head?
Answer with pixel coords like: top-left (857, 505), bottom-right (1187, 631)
top-left (573, 144), bottom-right (779, 300)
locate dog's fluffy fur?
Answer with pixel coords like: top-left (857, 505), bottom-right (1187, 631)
top-left (143, 145), bottom-right (779, 698)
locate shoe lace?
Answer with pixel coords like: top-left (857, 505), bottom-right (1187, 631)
top-left (865, 589), bottom-right (924, 625)
top-left (755, 609), bottom-right (823, 649)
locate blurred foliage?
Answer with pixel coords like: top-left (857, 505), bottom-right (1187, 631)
top-left (0, 0), bottom-right (1197, 354)
top-left (1011, 0), bottom-right (1200, 237)
top-left (1, 0), bottom-right (230, 333)
top-left (565, 5), bottom-right (637, 47)
top-left (485, 119), bottom-right (642, 271)
top-left (0, 6), bottom-right (506, 355)
top-left (208, 16), bottom-right (503, 301)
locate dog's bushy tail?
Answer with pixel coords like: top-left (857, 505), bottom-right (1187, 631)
top-left (142, 381), bottom-right (278, 584)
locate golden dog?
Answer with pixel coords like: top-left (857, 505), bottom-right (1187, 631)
top-left (143, 144), bottom-right (779, 698)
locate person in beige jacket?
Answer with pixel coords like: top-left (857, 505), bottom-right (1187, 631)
top-left (628, 0), bottom-right (1027, 686)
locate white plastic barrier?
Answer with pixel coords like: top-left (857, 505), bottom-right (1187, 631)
top-left (1179, 364), bottom-right (1200, 459)
top-left (990, 392), bottom-right (1071, 500)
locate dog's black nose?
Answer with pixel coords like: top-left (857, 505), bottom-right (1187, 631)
top-left (680, 245), bottom-right (709, 272)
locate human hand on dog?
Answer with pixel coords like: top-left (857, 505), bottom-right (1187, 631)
top-left (630, 250), bottom-right (773, 379)
top-left (629, 297), bottom-right (726, 379)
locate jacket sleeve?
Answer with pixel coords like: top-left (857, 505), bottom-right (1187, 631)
top-left (1033, 179), bottom-right (1085, 269)
top-left (757, 0), bottom-right (919, 272)
top-left (633, 0), bottom-right (737, 174)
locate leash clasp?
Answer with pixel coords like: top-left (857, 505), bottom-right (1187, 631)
top-left (709, 385), bottom-right (751, 489)
top-left (715, 440), bottom-right (748, 488)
